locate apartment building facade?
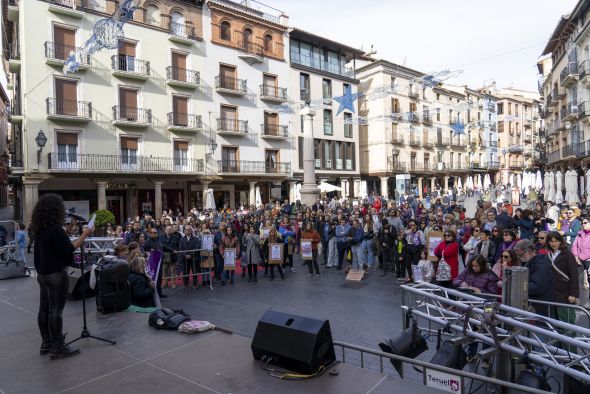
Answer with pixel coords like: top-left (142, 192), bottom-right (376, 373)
top-left (288, 28), bottom-right (363, 198)
top-left (541, 0), bottom-right (590, 176)
top-left (356, 60), bottom-right (496, 199)
top-left (5, 0), bottom-right (295, 223)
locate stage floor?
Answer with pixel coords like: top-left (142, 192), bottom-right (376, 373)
top-left (0, 277), bottom-right (445, 393)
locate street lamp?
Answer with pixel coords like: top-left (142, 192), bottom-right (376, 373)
top-left (35, 130), bottom-right (47, 164)
top-left (209, 138), bottom-right (217, 154)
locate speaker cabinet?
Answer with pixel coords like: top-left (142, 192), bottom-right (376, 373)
top-left (251, 310), bottom-right (336, 374)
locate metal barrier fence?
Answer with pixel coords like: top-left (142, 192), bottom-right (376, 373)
top-left (159, 249), bottom-right (213, 290)
top-left (333, 341), bottom-right (549, 394)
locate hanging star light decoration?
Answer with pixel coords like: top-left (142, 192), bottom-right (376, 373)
top-left (450, 122), bottom-right (466, 136)
top-left (63, 0), bottom-right (138, 73)
top-left (334, 85), bottom-right (363, 115)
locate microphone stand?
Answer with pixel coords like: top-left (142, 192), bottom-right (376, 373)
top-left (67, 229), bottom-right (116, 347)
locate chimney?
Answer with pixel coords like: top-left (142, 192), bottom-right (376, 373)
top-left (279, 13), bottom-right (289, 26)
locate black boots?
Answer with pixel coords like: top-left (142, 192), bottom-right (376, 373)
top-left (40, 340), bottom-right (51, 355)
top-left (49, 335), bottom-right (80, 360)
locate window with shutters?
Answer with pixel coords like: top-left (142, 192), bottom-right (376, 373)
top-left (322, 79), bottom-right (332, 100)
top-left (323, 109), bottom-right (332, 135)
top-left (117, 40), bottom-right (136, 72)
top-left (173, 140), bottom-right (188, 170)
top-left (52, 25), bottom-right (76, 60)
top-left (55, 132), bottom-right (78, 168)
top-left (118, 87), bottom-right (138, 121)
top-left (344, 113), bottom-right (352, 138)
top-left (54, 78), bottom-right (78, 116)
top-left (120, 137), bottom-right (139, 169)
top-left (265, 149), bottom-right (278, 173)
top-left (172, 95), bottom-right (189, 126)
top-left (221, 146), bottom-right (238, 172)
top-left (264, 34), bottom-right (273, 52)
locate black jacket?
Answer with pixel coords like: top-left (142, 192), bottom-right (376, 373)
top-left (525, 253), bottom-right (554, 316)
top-left (549, 250), bottom-right (579, 304)
top-left (34, 224), bottom-right (75, 275)
top-left (475, 240), bottom-right (497, 266)
top-left (160, 233), bottom-right (180, 262)
top-left (144, 236), bottom-right (161, 253)
top-left (378, 228), bottom-right (396, 252)
top-left (496, 213), bottom-right (516, 230)
top-left (128, 271), bottom-right (155, 308)
top-left (178, 235), bottom-right (200, 265)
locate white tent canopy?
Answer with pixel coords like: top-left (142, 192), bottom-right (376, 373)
top-left (555, 170), bottom-right (564, 204)
top-left (255, 186), bottom-right (262, 207)
top-left (294, 183), bottom-right (302, 202)
top-left (318, 182), bottom-right (342, 193)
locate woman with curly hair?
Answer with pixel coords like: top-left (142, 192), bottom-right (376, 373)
top-left (32, 194), bottom-right (93, 359)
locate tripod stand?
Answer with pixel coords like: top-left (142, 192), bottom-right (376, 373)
top-left (67, 242), bottom-right (116, 347)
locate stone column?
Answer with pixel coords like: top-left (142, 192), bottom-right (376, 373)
top-left (249, 181), bottom-right (256, 207)
top-left (97, 181), bottom-right (107, 211)
top-left (418, 177), bottom-right (424, 198)
top-left (153, 181), bottom-right (163, 218)
top-left (430, 177), bottom-right (436, 193)
top-left (353, 178), bottom-right (361, 198)
top-left (201, 180), bottom-right (210, 210)
top-left (298, 106), bottom-right (318, 206)
top-left (380, 176), bottom-right (389, 199)
top-left (444, 176), bottom-right (449, 193)
top-left (23, 178), bottom-right (42, 226)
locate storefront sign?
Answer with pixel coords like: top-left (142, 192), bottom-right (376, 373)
top-left (107, 183), bottom-right (136, 190)
top-left (424, 369), bottom-right (462, 393)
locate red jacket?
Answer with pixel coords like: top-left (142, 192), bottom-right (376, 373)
top-left (434, 241), bottom-right (460, 280)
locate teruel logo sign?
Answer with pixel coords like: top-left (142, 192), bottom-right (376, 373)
top-left (425, 369), bottom-right (462, 393)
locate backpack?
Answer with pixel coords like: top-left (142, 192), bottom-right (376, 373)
top-left (148, 308), bottom-right (191, 330)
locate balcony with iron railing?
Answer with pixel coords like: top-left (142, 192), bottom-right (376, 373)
top-left (44, 41), bottom-right (90, 69)
top-left (111, 55), bottom-right (150, 81)
top-left (259, 84), bottom-right (288, 103)
top-left (560, 62), bottom-right (579, 86)
top-left (5, 43), bottom-right (20, 73)
top-left (575, 141), bottom-right (587, 158)
top-left (167, 113), bottom-right (202, 131)
top-left (580, 60), bottom-right (590, 84)
top-left (436, 137), bottom-right (450, 147)
top-left (8, 100), bottom-right (22, 124)
top-left (238, 41), bottom-right (264, 63)
top-left (432, 162), bottom-right (447, 172)
top-left (261, 123), bottom-right (288, 139)
top-left (46, 98), bottom-right (92, 122)
top-left (166, 66), bottom-right (200, 89)
top-left (168, 22), bottom-right (198, 45)
top-left (215, 75), bottom-right (247, 95)
top-left (450, 137), bottom-right (465, 148)
top-left (408, 89), bottom-right (419, 99)
top-left (579, 101), bottom-right (590, 119)
top-left (409, 162), bottom-right (428, 172)
top-left (48, 153), bottom-right (204, 174)
top-left (390, 134), bottom-right (404, 144)
top-left (387, 157), bottom-right (407, 172)
top-left (563, 101), bottom-right (579, 121)
top-left (47, 0), bottom-right (85, 18)
top-left (487, 102), bottom-right (496, 112)
top-left (112, 106), bottom-right (152, 127)
top-left (218, 160), bottom-right (290, 175)
top-left (547, 149), bottom-right (561, 164)
top-left (487, 161), bottom-right (500, 169)
top-left (546, 93), bottom-right (555, 107)
top-left (217, 118), bottom-right (248, 135)
top-left (290, 51), bottom-right (355, 79)
top-left (509, 159), bottom-right (524, 169)
top-left (422, 113), bottom-right (432, 124)
top-left (409, 134), bottom-right (421, 146)
top-left (552, 86), bottom-right (565, 102)
top-left (470, 162), bottom-right (488, 172)
top-left (562, 144), bottom-right (576, 158)
top-left (523, 132), bottom-right (532, 142)
top-left (422, 137), bottom-right (434, 148)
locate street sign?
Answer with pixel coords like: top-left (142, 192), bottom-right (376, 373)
top-left (424, 368), bottom-right (463, 393)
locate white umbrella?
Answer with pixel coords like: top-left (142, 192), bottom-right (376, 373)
top-left (580, 174), bottom-right (585, 199)
top-left (586, 169), bottom-right (590, 196)
top-left (516, 173), bottom-right (522, 190)
top-left (255, 186), bottom-right (262, 207)
top-left (476, 174), bottom-right (482, 190)
top-left (555, 170), bottom-right (564, 204)
top-left (543, 172), bottom-right (549, 199)
top-left (294, 183), bottom-right (302, 202)
top-left (318, 182), bottom-right (342, 193)
top-left (465, 176), bottom-right (473, 190)
top-left (457, 177), bottom-right (462, 190)
top-left (536, 170), bottom-right (543, 191)
top-left (359, 181), bottom-right (368, 198)
top-left (569, 170), bottom-right (580, 203)
top-left (547, 171), bottom-right (556, 202)
top-left (509, 173), bottom-right (514, 187)
top-left (205, 188), bottom-right (216, 210)
top-left (484, 174), bottom-right (491, 190)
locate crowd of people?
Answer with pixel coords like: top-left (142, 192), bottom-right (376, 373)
top-left (28, 191), bottom-right (590, 359)
top-left (80, 193), bottom-right (589, 320)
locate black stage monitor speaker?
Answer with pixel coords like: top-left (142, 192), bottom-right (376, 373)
top-left (251, 310), bottom-right (336, 374)
top-left (67, 267), bottom-right (95, 300)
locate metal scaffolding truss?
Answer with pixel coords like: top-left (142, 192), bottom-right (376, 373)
top-left (401, 282), bottom-right (590, 384)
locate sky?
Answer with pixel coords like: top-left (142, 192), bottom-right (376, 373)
top-left (263, 0), bottom-right (578, 93)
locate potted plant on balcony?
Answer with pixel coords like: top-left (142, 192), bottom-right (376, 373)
top-left (91, 209), bottom-right (116, 237)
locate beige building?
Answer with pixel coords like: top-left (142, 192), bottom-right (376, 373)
top-left (541, 0), bottom-right (590, 178)
top-left (356, 60), bottom-right (496, 198)
top-left (493, 87), bottom-right (542, 183)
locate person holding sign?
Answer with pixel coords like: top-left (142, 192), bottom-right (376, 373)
top-left (262, 228), bottom-right (285, 281)
top-left (301, 222), bottom-right (321, 277)
top-left (243, 226), bottom-right (261, 283)
top-left (220, 226), bottom-right (240, 285)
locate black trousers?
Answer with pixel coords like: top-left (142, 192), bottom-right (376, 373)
top-left (306, 251), bottom-right (320, 275)
top-left (37, 270), bottom-right (69, 344)
top-left (269, 263), bottom-right (284, 279)
top-left (247, 264), bottom-right (258, 279)
top-left (182, 257), bottom-right (199, 287)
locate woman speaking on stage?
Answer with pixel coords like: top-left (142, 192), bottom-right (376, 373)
top-left (32, 194), bottom-right (93, 359)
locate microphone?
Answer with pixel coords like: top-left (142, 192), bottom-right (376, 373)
top-left (65, 209), bottom-right (87, 222)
